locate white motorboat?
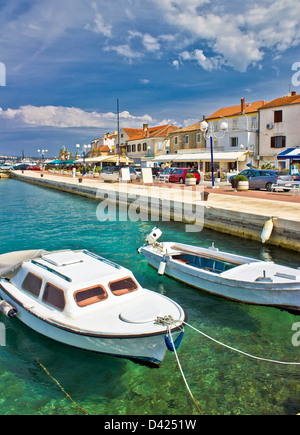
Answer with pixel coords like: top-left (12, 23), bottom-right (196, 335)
top-left (138, 228), bottom-right (300, 313)
top-left (0, 249), bottom-right (186, 365)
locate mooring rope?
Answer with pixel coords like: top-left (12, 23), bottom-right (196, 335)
top-left (167, 326), bottom-right (203, 415)
top-left (184, 322), bottom-right (300, 366)
top-left (4, 309), bottom-right (90, 415)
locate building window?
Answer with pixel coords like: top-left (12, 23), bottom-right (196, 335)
top-left (132, 144), bottom-right (136, 152)
top-left (251, 116), bottom-right (257, 129)
top-left (213, 121), bottom-right (219, 132)
top-left (271, 136), bottom-right (286, 148)
top-left (184, 135), bottom-right (189, 144)
top-left (174, 136), bottom-right (178, 145)
top-left (137, 143), bottom-right (141, 152)
top-left (143, 143), bottom-right (147, 151)
top-left (232, 119), bottom-right (238, 130)
top-left (196, 133), bottom-right (201, 143)
top-left (274, 110), bottom-right (283, 123)
top-left (230, 137), bottom-right (238, 147)
top-left (127, 145), bottom-right (131, 153)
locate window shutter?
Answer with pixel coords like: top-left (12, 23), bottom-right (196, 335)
top-left (274, 110), bottom-right (283, 122)
top-left (271, 137), bottom-right (275, 148)
top-left (282, 136), bottom-right (286, 148)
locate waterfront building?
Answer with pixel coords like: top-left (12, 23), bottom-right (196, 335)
top-left (204, 98), bottom-right (267, 172)
top-left (120, 124), bottom-right (179, 165)
top-left (89, 131), bottom-right (118, 155)
top-left (258, 91), bottom-right (300, 171)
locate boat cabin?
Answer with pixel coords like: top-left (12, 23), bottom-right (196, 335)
top-left (10, 250), bottom-right (141, 318)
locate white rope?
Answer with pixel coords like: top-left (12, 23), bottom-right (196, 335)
top-left (184, 322), bottom-right (300, 366)
top-left (167, 326), bottom-right (203, 415)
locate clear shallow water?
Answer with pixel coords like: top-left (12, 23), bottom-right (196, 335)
top-left (0, 179), bottom-right (299, 415)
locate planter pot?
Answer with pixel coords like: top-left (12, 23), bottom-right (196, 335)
top-left (237, 181), bottom-right (249, 191)
top-left (185, 178), bottom-right (196, 186)
top-left (201, 191), bottom-right (209, 201)
top-left (78, 178), bottom-right (83, 183)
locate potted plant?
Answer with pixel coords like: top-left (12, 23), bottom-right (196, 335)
top-left (185, 173), bottom-right (197, 186)
top-left (233, 174), bottom-right (249, 191)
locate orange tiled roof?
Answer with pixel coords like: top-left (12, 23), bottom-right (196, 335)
top-left (259, 93), bottom-right (300, 109)
top-left (169, 121), bottom-right (201, 134)
top-left (207, 100), bottom-right (267, 120)
top-left (125, 125), bottom-right (179, 141)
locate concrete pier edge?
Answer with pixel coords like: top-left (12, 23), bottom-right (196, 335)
top-left (10, 171), bottom-right (300, 252)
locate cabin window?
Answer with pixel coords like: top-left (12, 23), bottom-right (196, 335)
top-left (22, 272), bottom-right (42, 297)
top-left (109, 277), bottom-right (138, 296)
top-left (43, 283), bottom-right (66, 311)
top-left (74, 286), bottom-right (108, 307)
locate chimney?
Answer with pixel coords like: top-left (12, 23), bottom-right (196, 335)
top-left (143, 123), bottom-right (149, 137)
top-left (291, 91), bottom-right (296, 96)
top-left (241, 97), bottom-right (246, 113)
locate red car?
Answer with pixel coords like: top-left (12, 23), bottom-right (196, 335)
top-left (27, 166), bottom-right (41, 171)
top-left (168, 168), bottom-right (201, 184)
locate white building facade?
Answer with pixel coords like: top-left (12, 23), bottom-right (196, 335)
top-left (258, 92), bottom-right (300, 170)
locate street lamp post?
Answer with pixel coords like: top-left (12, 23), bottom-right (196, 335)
top-left (37, 149), bottom-right (48, 169)
top-left (76, 144), bottom-right (91, 175)
top-left (200, 120), bottom-right (228, 188)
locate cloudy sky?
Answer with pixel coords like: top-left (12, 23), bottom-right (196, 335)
top-left (0, 0), bottom-right (299, 157)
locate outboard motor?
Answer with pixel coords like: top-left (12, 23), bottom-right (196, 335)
top-left (146, 228), bottom-right (162, 245)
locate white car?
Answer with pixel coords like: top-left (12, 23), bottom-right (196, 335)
top-left (0, 163), bottom-right (13, 170)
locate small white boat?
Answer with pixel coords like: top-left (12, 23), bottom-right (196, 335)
top-left (138, 228), bottom-right (300, 313)
top-left (0, 249), bottom-right (186, 365)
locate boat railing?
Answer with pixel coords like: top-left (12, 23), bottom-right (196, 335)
top-left (31, 260), bottom-right (72, 282)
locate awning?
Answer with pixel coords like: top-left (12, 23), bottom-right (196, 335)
top-left (48, 159), bottom-right (76, 165)
top-left (74, 155), bottom-right (133, 164)
top-left (153, 151), bottom-right (248, 162)
top-left (277, 148), bottom-right (300, 160)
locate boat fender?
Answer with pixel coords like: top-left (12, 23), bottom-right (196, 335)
top-left (261, 218), bottom-right (273, 244)
top-left (158, 260), bottom-right (167, 276)
top-left (0, 300), bottom-right (18, 318)
top-left (165, 330), bottom-right (184, 352)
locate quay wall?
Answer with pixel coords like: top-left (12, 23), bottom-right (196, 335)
top-left (10, 171), bottom-right (300, 252)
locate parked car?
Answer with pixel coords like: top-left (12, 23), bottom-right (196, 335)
top-left (229, 169), bottom-right (293, 191)
top-left (13, 163), bottom-right (30, 170)
top-left (131, 166), bottom-right (141, 179)
top-left (151, 167), bottom-right (163, 178)
top-left (128, 167), bottom-right (137, 181)
top-left (27, 165), bottom-right (41, 171)
top-left (0, 163), bottom-right (13, 170)
top-left (101, 166), bottom-right (120, 182)
top-left (158, 167), bottom-right (175, 182)
top-left (168, 168), bottom-right (201, 184)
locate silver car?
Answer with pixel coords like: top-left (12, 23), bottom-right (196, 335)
top-left (230, 169), bottom-right (293, 191)
top-left (158, 168), bottom-right (175, 182)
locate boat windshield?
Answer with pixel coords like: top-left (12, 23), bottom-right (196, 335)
top-left (109, 277), bottom-right (138, 296)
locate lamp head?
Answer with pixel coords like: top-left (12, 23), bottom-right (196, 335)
top-left (200, 120), bottom-right (209, 132)
top-left (220, 121), bottom-right (228, 131)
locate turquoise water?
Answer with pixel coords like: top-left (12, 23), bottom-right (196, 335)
top-left (0, 179), bottom-right (299, 415)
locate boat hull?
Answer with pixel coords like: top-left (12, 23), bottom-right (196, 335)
top-left (0, 285), bottom-right (181, 365)
top-left (142, 247), bottom-right (300, 313)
